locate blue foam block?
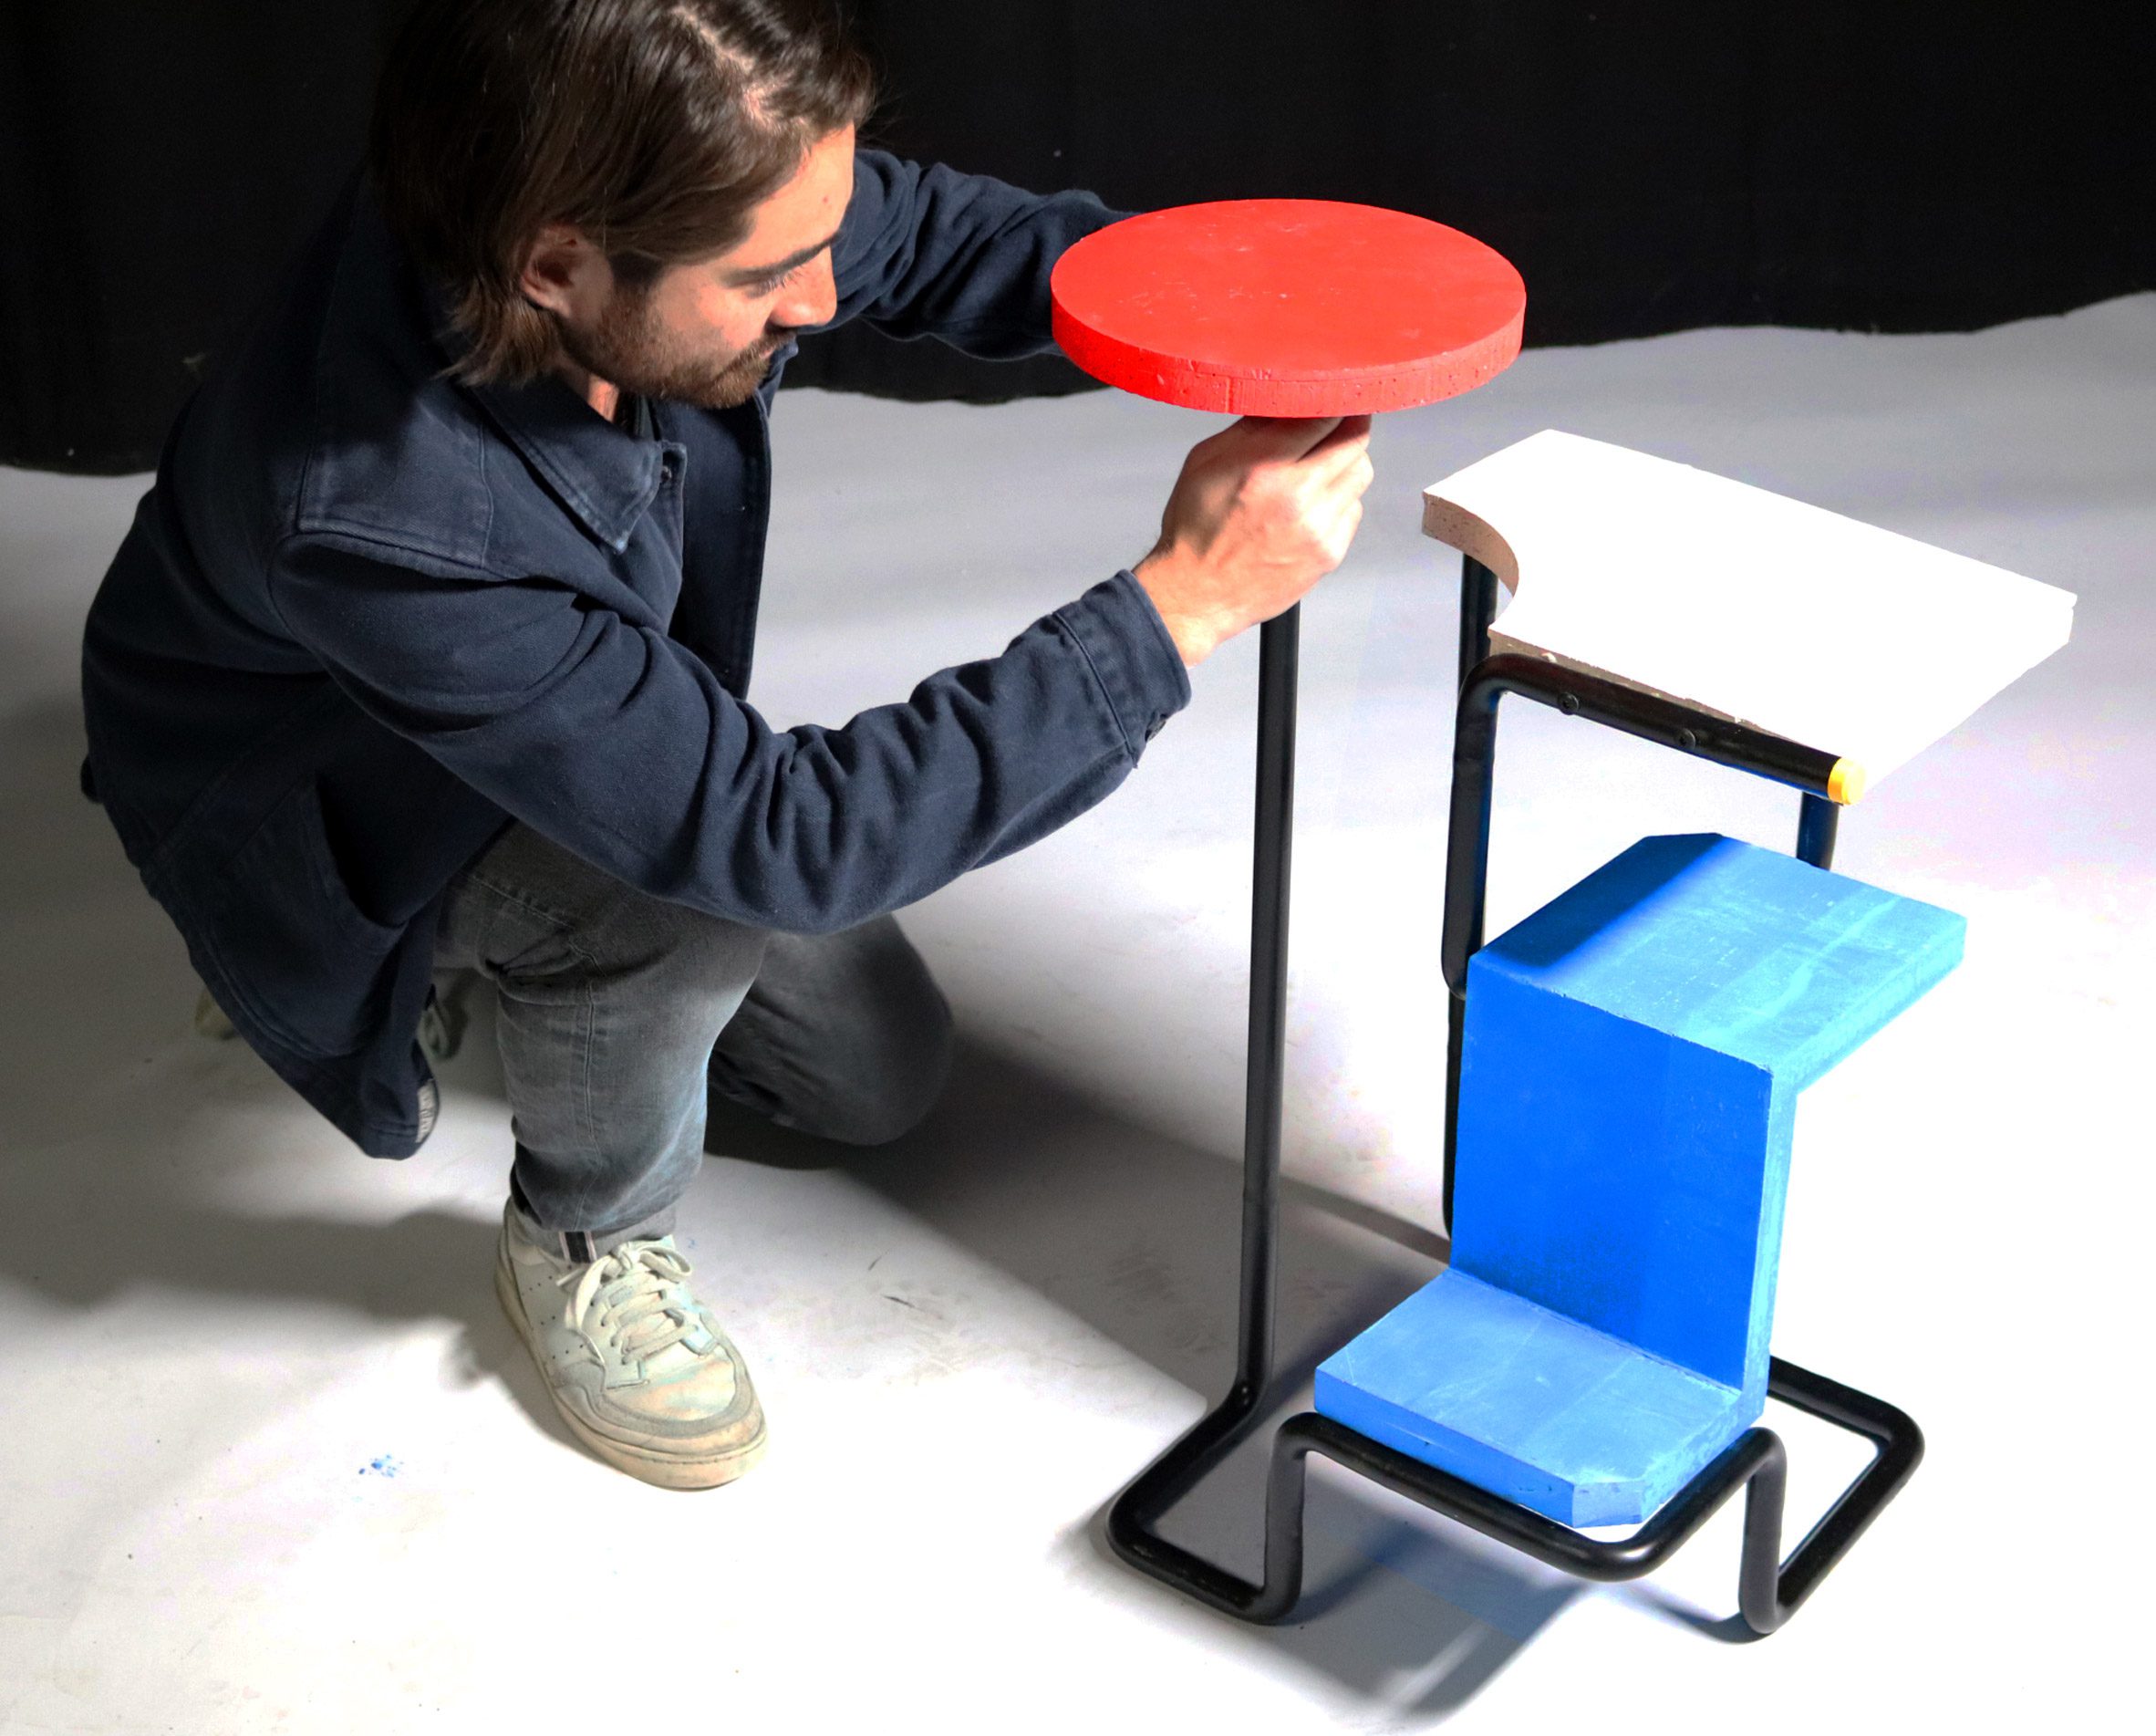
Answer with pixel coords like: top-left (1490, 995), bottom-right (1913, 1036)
top-left (1468, 833), bottom-right (1966, 1090)
top-left (1453, 834), bottom-right (1964, 1403)
top-left (1316, 834), bottom-right (1964, 1525)
top-left (1313, 1270), bottom-right (1749, 1525)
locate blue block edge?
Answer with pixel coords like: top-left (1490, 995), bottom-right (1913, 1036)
top-left (1313, 1271), bottom-right (1761, 1528)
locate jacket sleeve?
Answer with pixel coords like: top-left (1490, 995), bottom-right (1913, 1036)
top-left (269, 537), bottom-right (1191, 934)
top-left (825, 148), bottom-right (1137, 358)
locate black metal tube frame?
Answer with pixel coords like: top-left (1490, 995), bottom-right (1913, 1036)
top-left (1104, 559), bottom-right (1923, 1640)
top-left (1440, 643), bottom-right (1846, 1227)
top-left (1110, 1355), bottom-right (1921, 1637)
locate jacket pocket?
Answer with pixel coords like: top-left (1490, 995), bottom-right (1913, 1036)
top-left (199, 774), bottom-right (406, 1059)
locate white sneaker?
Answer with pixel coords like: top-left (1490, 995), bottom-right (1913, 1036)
top-left (193, 986), bottom-right (237, 1039)
top-left (493, 1200), bottom-right (768, 1490)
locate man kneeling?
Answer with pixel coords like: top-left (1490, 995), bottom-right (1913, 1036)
top-left (78, 0), bottom-right (1373, 1488)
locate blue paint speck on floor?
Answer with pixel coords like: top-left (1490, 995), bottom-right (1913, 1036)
top-left (359, 1454), bottom-right (402, 1478)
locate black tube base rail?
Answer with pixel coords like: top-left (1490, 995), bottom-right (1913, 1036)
top-left (1107, 1356), bottom-right (1923, 1637)
top-left (1103, 559), bottom-right (1922, 1645)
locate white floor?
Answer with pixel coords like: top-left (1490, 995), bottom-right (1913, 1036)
top-left (3, 296), bottom-right (2151, 1734)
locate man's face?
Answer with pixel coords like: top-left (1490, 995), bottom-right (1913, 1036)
top-left (532, 124), bottom-right (856, 411)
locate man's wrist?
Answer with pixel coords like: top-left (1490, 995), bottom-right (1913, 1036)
top-left (1132, 548), bottom-right (1218, 669)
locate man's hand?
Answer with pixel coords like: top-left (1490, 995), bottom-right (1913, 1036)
top-left (1133, 413), bottom-right (1375, 667)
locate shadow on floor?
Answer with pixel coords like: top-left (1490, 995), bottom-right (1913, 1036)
top-left (0, 1166), bottom-right (590, 1468)
top-left (3, 688), bottom-right (1633, 1720)
top-left (0, 693), bottom-right (597, 1465)
top-left (695, 1026), bottom-right (1598, 1716)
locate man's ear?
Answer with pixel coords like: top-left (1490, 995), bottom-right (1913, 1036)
top-left (518, 223), bottom-right (604, 320)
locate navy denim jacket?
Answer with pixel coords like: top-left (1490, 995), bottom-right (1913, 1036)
top-left (78, 151), bottom-right (1190, 1159)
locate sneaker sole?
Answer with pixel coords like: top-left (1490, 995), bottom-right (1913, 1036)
top-left (494, 1245), bottom-right (770, 1492)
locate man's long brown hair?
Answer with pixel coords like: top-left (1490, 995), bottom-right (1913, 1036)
top-left (368, 0), bottom-right (876, 385)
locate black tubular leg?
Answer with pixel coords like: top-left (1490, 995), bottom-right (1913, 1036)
top-left (1443, 1000), bottom-right (1466, 1236)
top-left (1105, 605), bottom-right (1301, 1612)
top-left (1797, 792), bottom-right (1840, 868)
top-left (1441, 557), bottom-right (1500, 1233)
top-left (1239, 607), bottom-right (1299, 1403)
top-left (1456, 553), bottom-right (1498, 691)
top-left (1742, 1357), bottom-right (1925, 1633)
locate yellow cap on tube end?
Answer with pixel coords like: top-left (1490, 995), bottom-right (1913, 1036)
top-left (1827, 759), bottom-right (1866, 806)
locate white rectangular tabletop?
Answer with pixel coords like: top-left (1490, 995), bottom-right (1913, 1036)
top-left (1422, 430), bottom-right (2077, 794)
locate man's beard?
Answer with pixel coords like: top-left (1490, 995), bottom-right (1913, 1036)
top-left (556, 282), bottom-right (782, 411)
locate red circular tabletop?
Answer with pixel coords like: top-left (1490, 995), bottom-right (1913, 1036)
top-left (1051, 200), bottom-right (1526, 418)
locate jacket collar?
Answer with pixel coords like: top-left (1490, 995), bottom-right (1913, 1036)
top-left (416, 272), bottom-right (668, 555)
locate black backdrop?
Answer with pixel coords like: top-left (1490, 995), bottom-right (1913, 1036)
top-left (4, 2), bottom-right (2150, 473)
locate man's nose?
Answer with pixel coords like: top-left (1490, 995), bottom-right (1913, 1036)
top-left (773, 250), bottom-right (838, 330)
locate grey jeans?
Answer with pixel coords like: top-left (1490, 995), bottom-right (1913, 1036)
top-left (432, 822), bottom-right (955, 1261)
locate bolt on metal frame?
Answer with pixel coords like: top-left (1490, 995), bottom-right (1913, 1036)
top-left (1105, 557), bottom-right (1922, 1639)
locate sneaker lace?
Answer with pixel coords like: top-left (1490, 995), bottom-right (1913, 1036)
top-left (556, 1239), bottom-right (704, 1364)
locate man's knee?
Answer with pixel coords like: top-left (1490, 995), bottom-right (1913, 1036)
top-left (813, 977), bottom-right (955, 1147)
top-left (703, 914), bottom-right (956, 1148)
top-left (783, 925), bottom-right (955, 1147)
